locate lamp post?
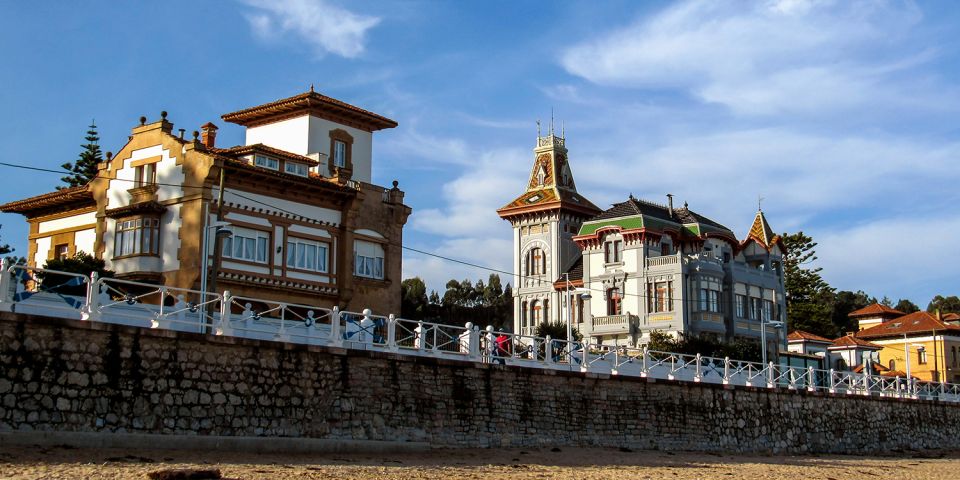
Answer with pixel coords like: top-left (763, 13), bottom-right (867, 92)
top-left (562, 272), bottom-right (591, 344)
top-left (199, 220), bottom-right (232, 296)
top-left (760, 320), bottom-right (784, 366)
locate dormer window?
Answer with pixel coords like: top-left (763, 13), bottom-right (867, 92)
top-left (254, 155), bottom-right (279, 170)
top-left (134, 163), bottom-right (156, 187)
top-left (284, 162), bottom-right (309, 177)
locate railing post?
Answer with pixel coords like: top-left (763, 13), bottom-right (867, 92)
top-left (468, 324), bottom-right (480, 361)
top-left (694, 353), bottom-right (702, 382)
top-left (807, 366), bottom-right (816, 392)
top-left (0, 258), bottom-right (12, 311)
top-left (217, 290), bottom-right (232, 336)
top-left (360, 308), bottom-right (373, 347)
top-left (544, 336), bottom-right (553, 365)
top-left (416, 321), bottom-right (426, 351)
top-left (829, 368), bottom-right (836, 393)
top-left (81, 271), bottom-right (101, 322)
top-left (767, 362), bottom-right (775, 389)
top-left (330, 307), bottom-right (343, 347)
top-left (580, 339), bottom-right (589, 372)
top-left (641, 346), bottom-right (649, 377)
top-left (387, 314), bottom-right (398, 351)
top-left (723, 357), bottom-right (730, 385)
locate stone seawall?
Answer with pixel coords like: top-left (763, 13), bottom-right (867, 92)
top-left (1, 312), bottom-right (958, 454)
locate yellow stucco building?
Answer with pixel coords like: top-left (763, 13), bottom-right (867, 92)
top-left (854, 307), bottom-right (960, 383)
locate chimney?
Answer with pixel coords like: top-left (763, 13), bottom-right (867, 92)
top-left (200, 122), bottom-right (218, 148)
top-left (666, 193), bottom-right (674, 217)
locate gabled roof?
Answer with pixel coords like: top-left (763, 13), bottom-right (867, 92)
top-left (856, 311), bottom-right (960, 339)
top-left (740, 209), bottom-right (784, 252)
top-left (787, 330), bottom-right (833, 344)
top-left (828, 335), bottom-right (882, 350)
top-left (0, 185), bottom-right (94, 216)
top-left (221, 88), bottom-right (398, 132)
top-left (848, 303), bottom-right (905, 319)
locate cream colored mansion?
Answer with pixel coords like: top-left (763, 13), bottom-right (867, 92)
top-left (498, 129), bottom-right (787, 350)
top-left (1, 89), bottom-right (411, 313)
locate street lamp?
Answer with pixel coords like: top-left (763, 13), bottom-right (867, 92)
top-left (199, 220), bottom-right (232, 297)
top-left (760, 320), bottom-right (784, 366)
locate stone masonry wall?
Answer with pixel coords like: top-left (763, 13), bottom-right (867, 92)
top-left (1, 311), bottom-right (959, 453)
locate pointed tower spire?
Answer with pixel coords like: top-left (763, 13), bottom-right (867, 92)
top-left (745, 209), bottom-right (777, 249)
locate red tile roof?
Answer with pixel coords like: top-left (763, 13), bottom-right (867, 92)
top-left (787, 330), bottom-right (832, 343)
top-left (855, 311), bottom-right (960, 339)
top-left (214, 143), bottom-right (320, 166)
top-left (0, 185), bottom-right (94, 215)
top-left (221, 89), bottom-right (397, 131)
top-left (828, 335), bottom-right (882, 350)
top-left (847, 303), bottom-right (905, 319)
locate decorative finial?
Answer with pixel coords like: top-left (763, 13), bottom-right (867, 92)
top-left (758, 195), bottom-right (765, 212)
top-left (192, 130), bottom-right (199, 140)
top-left (550, 108), bottom-right (554, 136)
top-left (106, 151), bottom-right (113, 161)
top-left (139, 116), bottom-right (146, 125)
top-left (684, 201), bottom-right (688, 208)
top-left (160, 111), bottom-right (168, 120)
top-left (536, 120), bottom-right (541, 138)
top-left (310, 83), bottom-right (315, 93)
top-left (392, 180), bottom-right (399, 188)
top-left (561, 120), bottom-right (564, 139)
top-left (629, 193), bottom-right (634, 200)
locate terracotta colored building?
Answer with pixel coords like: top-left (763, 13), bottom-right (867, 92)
top-left (1, 90), bottom-right (411, 314)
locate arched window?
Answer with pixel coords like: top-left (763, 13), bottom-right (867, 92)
top-left (531, 300), bottom-right (541, 325)
top-left (521, 301), bottom-right (528, 330)
top-left (543, 299), bottom-right (549, 323)
top-left (527, 247), bottom-right (546, 276)
top-left (889, 359), bottom-right (896, 371)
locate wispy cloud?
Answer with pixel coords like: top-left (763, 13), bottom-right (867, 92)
top-left (239, 0), bottom-right (380, 58)
top-left (559, 0), bottom-right (947, 116)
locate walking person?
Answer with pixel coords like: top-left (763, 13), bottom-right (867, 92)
top-left (494, 328), bottom-right (509, 365)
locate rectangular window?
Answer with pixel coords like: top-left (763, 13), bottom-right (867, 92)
top-left (114, 217), bottom-right (160, 257)
top-left (648, 281), bottom-right (673, 313)
top-left (749, 297), bottom-right (762, 321)
top-left (55, 243), bottom-right (69, 260)
top-left (134, 163), bottom-right (157, 187)
top-left (661, 242), bottom-right (670, 256)
top-left (333, 140), bottom-right (347, 168)
top-left (918, 348), bottom-right (928, 365)
top-left (607, 288), bottom-right (622, 315)
top-left (604, 240), bottom-right (622, 263)
top-left (286, 238), bottom-right (328, 272)
top-left (222, 229), bottom-right (269, 264)
top-left (736, 294), bottom-right (747, 319)
top-left (284, 162), bottom-right (309, 177)
top-left (763, 299), bottom-right (774, 322)
top-left (254, 155), bottom-right (279, 170)
top-left (354, 240), bottom-right (385, 279)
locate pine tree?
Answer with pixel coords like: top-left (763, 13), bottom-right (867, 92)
top-left (60, 121), bottom-right (103, 189)
top-left (782, 231), bottom-right (836, 337)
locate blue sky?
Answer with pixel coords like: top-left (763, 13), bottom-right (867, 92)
top-left (1, 0), bottom-right (958, 307)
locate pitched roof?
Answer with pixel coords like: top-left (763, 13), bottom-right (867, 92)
top-left (855, 311), bottom-right (960, 339)
top-left (847, 303), bottom-right (905, 319)
top-left (0, 185), bottom-right (94, 215)
top-left (221, 89), bottom-right (398, 131)
top-left (740, 209), bottom-right (784, 252)
top-left (497, 143), bottom-right (601, 219)
top-left (578, 196), bottom-right (734, 239)
top-left (214, 143), bottom-right (320, 166)
top-left (787, 330), bottom-right (833, 343)
top-left (829, 335), bottom-right (882, 350)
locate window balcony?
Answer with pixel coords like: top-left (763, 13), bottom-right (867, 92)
top-left (591, 313), bottom-right (637, 334)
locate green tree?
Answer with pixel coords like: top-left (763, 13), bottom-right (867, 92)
top-left (894, 298), bottom-right (920, 314)
top-left (782, 232), bottom-right (835, 338)
top-left (927, 295), bottom-right (960, 314)
top-left (38, 251), bottom-right (114, 296)
top-left (832, 290), bottom-right (875, 335)
top-left (534, 320), bottom-right (582, 343)
top-left (60, 122), bottom-right (103, 188)
top-left (400, 277), bottom-right (428, 319)
top-left (0, 225), bottom-right (11, 256)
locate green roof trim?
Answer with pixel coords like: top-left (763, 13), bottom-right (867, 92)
top-left (579, 217), bottom-right (644, 235)
top-left (683, 224), bottom-right (700, 236)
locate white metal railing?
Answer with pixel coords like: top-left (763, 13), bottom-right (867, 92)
top-left (0, 258), bottom-right (957, 404)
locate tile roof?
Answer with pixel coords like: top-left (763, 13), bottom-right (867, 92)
top-left (787, 330), bottom-right (833, 343)
top-left (0, 185), bottom-right (94, 214)
top-left (214, 144), bottom-right (320, 166)
top-left (828, 335), bottom-right (883, 350)
top-left (581, 196), bottom-right (734, 238)
top-left (855, 311), bottom-right (960, 339)
top-left (847, 303), bottom-right (905, 319)
top-left (741, 209), bottom-right (784, 251)
top-left (221, 89), bottom-right (398, 131)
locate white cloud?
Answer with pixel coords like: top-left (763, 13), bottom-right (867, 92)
top-left (816, 215), bottom-right (960, 303)
top-left (240, 0), bottom-right (380, 58)
top-left (559, 0), bottom-right (943, 116)
top-left (379, 125), bottom-right (473, 167)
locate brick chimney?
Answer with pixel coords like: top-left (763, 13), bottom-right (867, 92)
top-left (200, 122), bottom-right (218, 148)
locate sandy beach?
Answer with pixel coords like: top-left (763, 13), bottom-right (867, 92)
top-left (1, 445), bottom-right (958, 479)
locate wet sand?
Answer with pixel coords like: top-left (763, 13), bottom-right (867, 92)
top-left (1, 445), bottom-right (957, 479)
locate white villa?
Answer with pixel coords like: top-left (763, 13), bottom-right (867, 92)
top-left (498, 128), bottom-right (787, 353)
